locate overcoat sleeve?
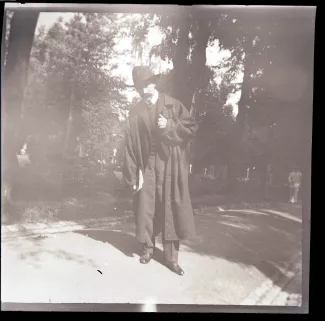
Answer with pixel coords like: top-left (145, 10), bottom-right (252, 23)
top-left (122, 118), bottom-right (137, 188)
top-left (161, 102), bottom-right (198, 146)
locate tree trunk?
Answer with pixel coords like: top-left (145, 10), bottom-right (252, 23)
top-left (259, 154), bottom-right (268, 199)
top-left (63, 58), bottom-right (83, 159)
top-left (63, 83), bottom-right (75, 157)
top-left (226, 37), bottom-right (253, 196)
top-left (171, 15), bottom-right (212, 111)
top-left (226, 66), bottom-right (249, 195)
top-left (171, 14), bottom-right (191, 107)
top-left (188, 18), bottom-right (211, 109)
top-left (2, 10), bottom-right (39, 220)
top-left (253, 122), bottom-right (275, 199)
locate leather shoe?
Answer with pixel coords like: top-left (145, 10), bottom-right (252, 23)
top-left (165, 261), bottom-right (184, 276)
top-left (139, 252), bottom-right (153, 264)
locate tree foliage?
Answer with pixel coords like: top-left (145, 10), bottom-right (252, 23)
top-left (123, 8), bottom-right (314, 192)
top-left (3, 8), bottom-right (314, 210)
top-left (24, 13), bottom-right (128, 163)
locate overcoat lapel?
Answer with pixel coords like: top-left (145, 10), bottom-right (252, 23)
top-left (158, 94), bottom-right (174, 160)
top-left (135, 93), bottom-right (176, 164)
top-left (156, 93), bottom-right (166, 118)
top-left (136, 103), bottom-right (151, 140)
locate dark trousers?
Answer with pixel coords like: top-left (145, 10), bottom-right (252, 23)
top-left (141, 151), bottom-right (179, 263)
top-left (143, 238), bottom-right (179, 262)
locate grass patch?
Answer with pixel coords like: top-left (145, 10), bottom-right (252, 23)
top-left (13, 201), bottom-right (62, 224)
top-left (4, 192), bottom-right (133, 225)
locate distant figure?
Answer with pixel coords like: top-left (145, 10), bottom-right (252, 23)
top-left (288, 167), bottom-right (302, 204)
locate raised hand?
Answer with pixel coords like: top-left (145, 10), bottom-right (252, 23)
top-left (158, 114), bottom-right (167, 129)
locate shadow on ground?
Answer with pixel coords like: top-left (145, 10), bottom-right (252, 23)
top-left (3, 235), bottom-right (99, 270)
top-left (78, 230), bottom-right (139, 258)
top-left (4, 202), bottom-right (303, 301)
top-left (75, 229), bottom-right (167, 266)
top-left (75, 203), bottom-right (303, 299)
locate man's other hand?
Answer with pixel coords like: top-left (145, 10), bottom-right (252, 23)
top-left (158, 114), bottom-right (168, 129)
top-left (133, 169), bottom-right (144, 192)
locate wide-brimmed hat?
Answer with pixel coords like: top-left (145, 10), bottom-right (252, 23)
top-left (126, 66), bottom-right (161, 90)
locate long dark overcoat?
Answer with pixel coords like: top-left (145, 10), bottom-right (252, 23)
top-left (123, 93), bottom-right (199, 242)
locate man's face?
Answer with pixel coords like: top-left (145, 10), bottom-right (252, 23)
top-left (142, 83), bottom-right (156, 104)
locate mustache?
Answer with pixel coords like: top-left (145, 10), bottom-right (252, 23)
top-left (143, 93), bottom-right (153, 100)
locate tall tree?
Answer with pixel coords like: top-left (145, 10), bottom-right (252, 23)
top-left (27, 13), bottom-right (125, 161)
top-left (2, 10), bottom-right (40, 217)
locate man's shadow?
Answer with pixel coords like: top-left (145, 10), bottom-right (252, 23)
top-left (75, 229), bottom-right (165, 264)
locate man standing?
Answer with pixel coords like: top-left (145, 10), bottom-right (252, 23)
top-left (288, 166), bottom-right (302, 204)
top-left (123, 66), bottom-right (198, 276)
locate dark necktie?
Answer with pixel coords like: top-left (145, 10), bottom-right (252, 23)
top-left (147, 102), bottom-right (157, 131)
